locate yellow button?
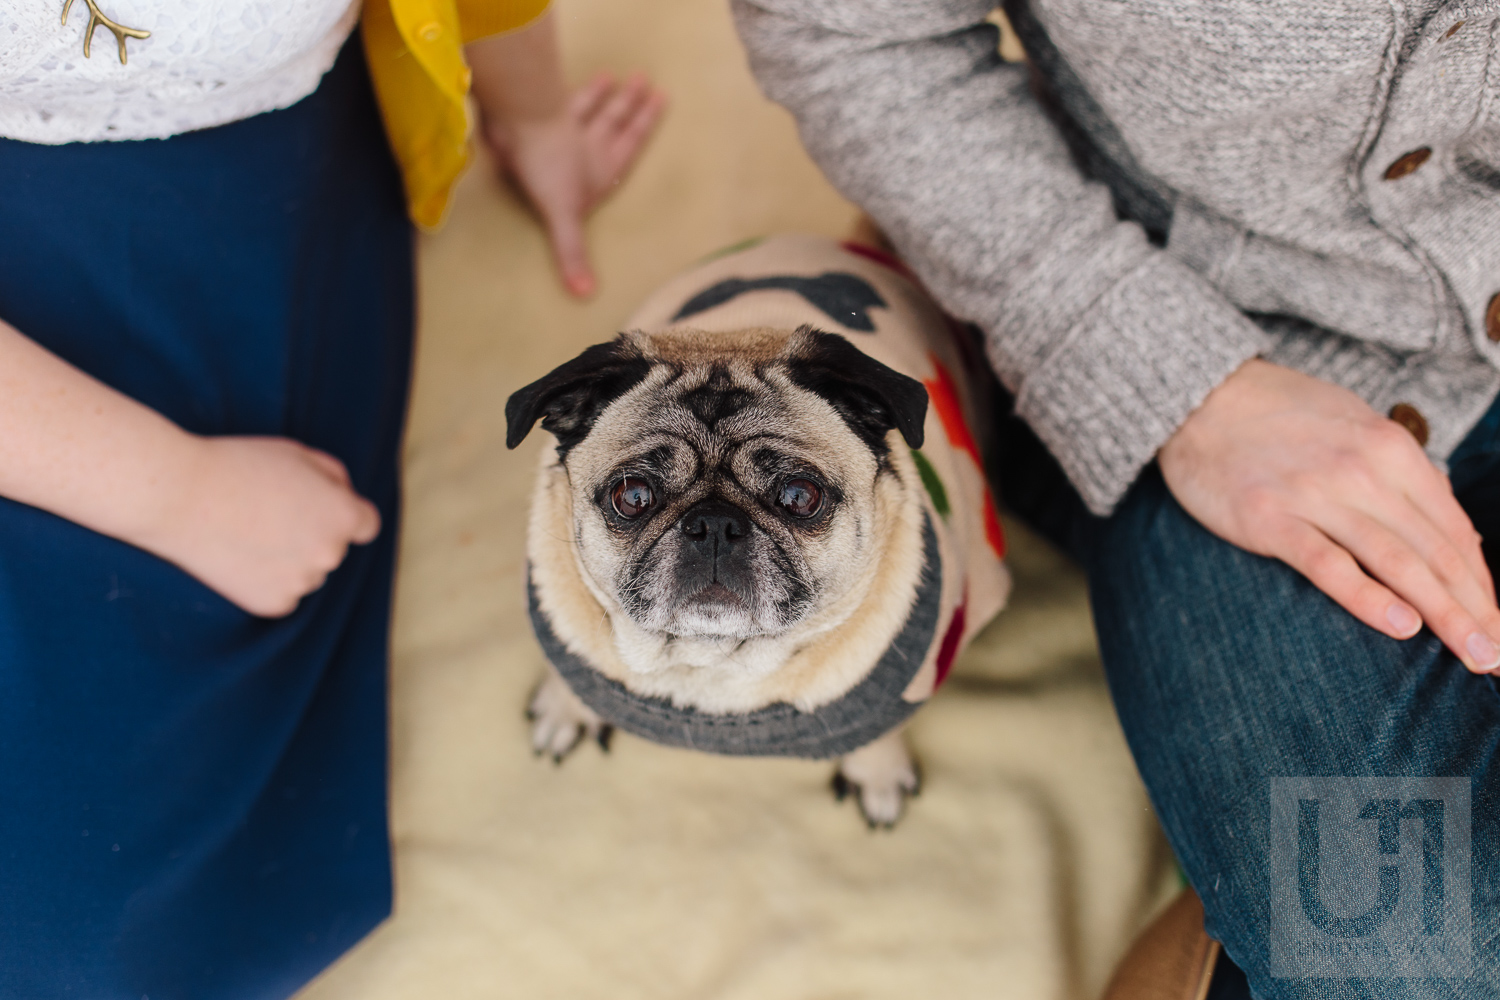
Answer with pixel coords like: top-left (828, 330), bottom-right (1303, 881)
top-left (458, 67), bottom-right (473, 90)
top-left (418, 21), bottom-right (442, 42)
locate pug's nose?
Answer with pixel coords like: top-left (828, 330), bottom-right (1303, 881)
top-left (680, 500), bottom-right (751, 552)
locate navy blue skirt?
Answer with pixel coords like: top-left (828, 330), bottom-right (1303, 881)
top-left (0, 41), bottom-right (410, 1000)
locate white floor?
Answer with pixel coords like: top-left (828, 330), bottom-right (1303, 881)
top-left (298, 2), bottom-right (1176, 996)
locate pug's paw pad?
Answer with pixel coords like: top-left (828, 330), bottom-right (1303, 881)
top-left (527, 671), bottom-right (609, 763)
top-left (834, 730), bottom-right (920, 828)
top-left (832, 764), bottom-right (921, 828)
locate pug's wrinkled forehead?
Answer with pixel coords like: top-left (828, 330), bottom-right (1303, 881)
top-left (505, 325), bottom-right (927, 466)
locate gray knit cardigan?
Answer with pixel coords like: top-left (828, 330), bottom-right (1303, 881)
top-left (731, 0), bottom-right (1500, 514)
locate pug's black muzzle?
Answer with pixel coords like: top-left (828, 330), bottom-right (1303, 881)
top-left (675, 499), bottom-right (757, 607)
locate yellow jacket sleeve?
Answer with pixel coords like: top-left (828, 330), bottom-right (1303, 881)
top-left (363, 0), bottom-right (550, 229)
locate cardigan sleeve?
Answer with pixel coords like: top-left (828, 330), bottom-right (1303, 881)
top-left (730, 0), bottom-right (1271, 514)
top-left (365, 0), bottom-right (550, 229)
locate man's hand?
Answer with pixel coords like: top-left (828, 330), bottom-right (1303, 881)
top-left (1159, 359), bottom-right (1500, 673)
top-left (468, 13), bottom-right (666, 298)
top-left (139, 437), bottom-right (381, 618)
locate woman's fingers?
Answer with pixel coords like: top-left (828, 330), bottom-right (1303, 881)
top-left (297, 448), bottom-right (379, 545)
top-left (303, 447), bottom-right (351, 486)
top-left (542, 201), bottom-right (595, 297)
top-left (583, 70), bottom-right (650, 132)
top-left (483, 65), bottom-right (663, 298)
top-left (569, 70), bottom-right (615, 122)
top-left (348, 496), bottom-right (381, 545)
top-left (1315, 505), bottom-right (1500, 672)
top-left (581, 72), bottom-right (665, 185)
top-left (601, 89), bottom-right (667, 182)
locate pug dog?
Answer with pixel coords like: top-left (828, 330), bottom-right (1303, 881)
top-left (506, 233), bottom-right (1011, 826)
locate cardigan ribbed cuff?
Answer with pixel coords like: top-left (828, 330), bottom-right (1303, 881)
top-left (1011, 253), bottom-right (1272, 515)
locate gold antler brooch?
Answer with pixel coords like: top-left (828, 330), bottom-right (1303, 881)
top-left (61, 0), bottom-right (151, 65)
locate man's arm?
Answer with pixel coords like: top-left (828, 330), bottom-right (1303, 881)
top-left (0, 318), bottom-right (378, 617)
top-left (732, 0), bottom-right (1500, 671)
top-left (732, 0), bottom-right (1269, 515)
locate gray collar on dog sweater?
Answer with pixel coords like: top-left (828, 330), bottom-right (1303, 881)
top-left (527, 513), bottom-right (942, 759)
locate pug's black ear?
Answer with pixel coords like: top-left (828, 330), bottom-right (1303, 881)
top-left (785, 326), bottom-right (927, 453)
top-left (506, 336), bottom-right (653, 452)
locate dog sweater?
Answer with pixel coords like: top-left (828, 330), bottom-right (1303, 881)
top-left (529, 234), bottom-right (1010, 758)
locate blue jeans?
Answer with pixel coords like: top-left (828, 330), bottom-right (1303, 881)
top-left (995, 395), bottom-right (1500, 999)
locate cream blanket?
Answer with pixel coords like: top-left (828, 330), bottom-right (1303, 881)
top-left (298, 1), bottom-right (1177, 996)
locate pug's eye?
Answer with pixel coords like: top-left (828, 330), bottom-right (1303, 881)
top-left (777, 478), bottom-right (822, 518)
top-left (611, 476), bottom-right (656, 519)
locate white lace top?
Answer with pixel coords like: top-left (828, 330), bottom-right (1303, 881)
top-left (0, 0), bottom-right (362, 144)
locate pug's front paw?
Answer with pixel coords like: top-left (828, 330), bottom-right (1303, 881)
top-left (526, 668), bottom-right (612, 763)
top-left (833, 728), bottom-right (920, 829)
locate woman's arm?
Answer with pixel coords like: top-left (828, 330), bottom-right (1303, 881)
top-left (465, 10), bottom-right (666, 297)
top-left (0, 318), bottom-right (378, 617)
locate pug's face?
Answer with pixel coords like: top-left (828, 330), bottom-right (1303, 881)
top-left (507, 327), bottom-right (928, 643)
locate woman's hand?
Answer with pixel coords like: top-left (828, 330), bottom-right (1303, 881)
top-left (1159, 359), bottom-right (1500, 672)
top-left (0, 317), bottom-right (378, 619)
top-left (481, 71), bottom-right (665, 297)
top-left (138, 437), bottom-right (381, 618)
top-left (466, 12), bottom-right (666, 298)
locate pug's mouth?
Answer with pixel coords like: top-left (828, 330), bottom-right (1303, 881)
top-left (684, 583), bottom-right (747, 609)
top-left (656, 581), bottom-right (766, 639)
